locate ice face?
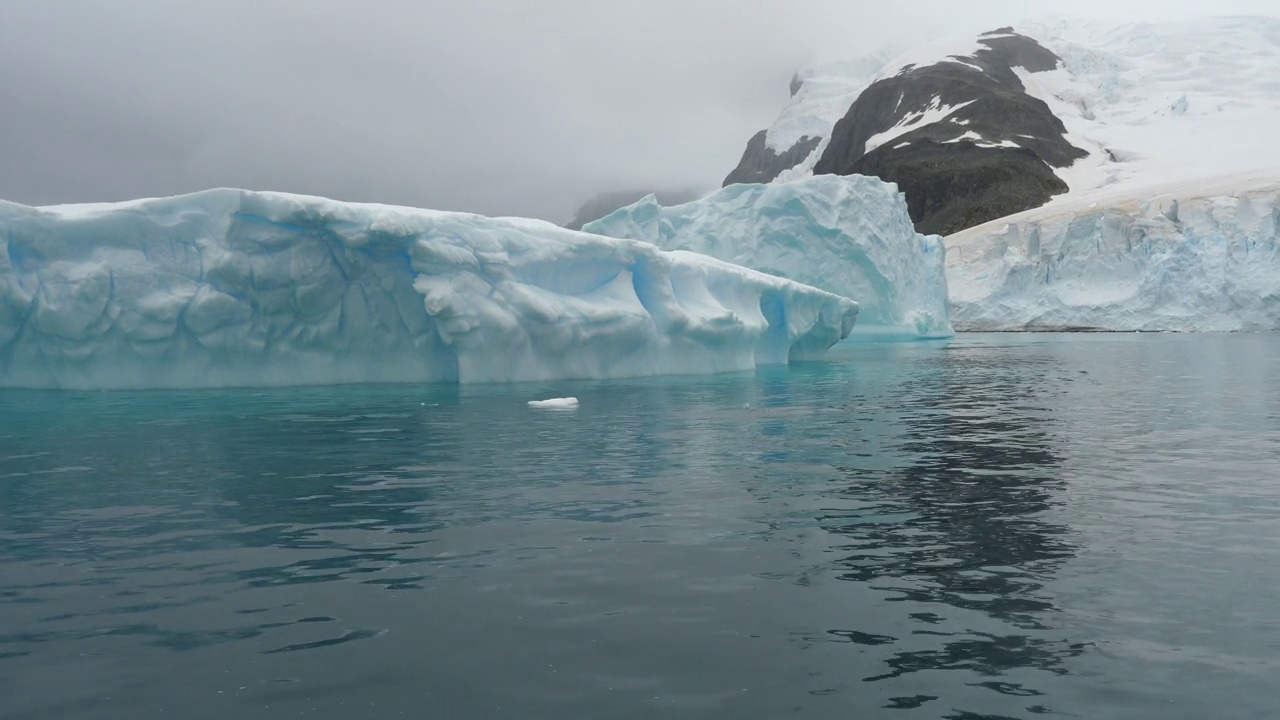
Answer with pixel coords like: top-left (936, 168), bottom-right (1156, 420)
top-left (0, 189), bottom-right (858, 389)
top-left (583, 175), bottom-right (952, 339)
top-left (946, 177), bottom-right (1280, 331)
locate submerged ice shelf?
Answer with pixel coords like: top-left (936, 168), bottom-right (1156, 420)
top-left (0, 189), bottom-right (858, 389)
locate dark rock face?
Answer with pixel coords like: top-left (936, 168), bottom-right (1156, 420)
top-left (565, 189), bottom-right (703, 231)
top-left (722, 131), bottom-right (822, 187)
top-left (853, 141), bottom-right (1069, 235)
top-left (810, 31), bottom-right (1087, 235)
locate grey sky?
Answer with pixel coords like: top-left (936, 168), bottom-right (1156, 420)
top-left (2, 1), bottom-right (1276, 222)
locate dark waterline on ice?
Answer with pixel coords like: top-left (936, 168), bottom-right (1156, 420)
top-left (2, 333), bottom-right (1279, 719)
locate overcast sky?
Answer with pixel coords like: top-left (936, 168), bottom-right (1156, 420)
top-left (2, 1), bottom-right (1277, 222)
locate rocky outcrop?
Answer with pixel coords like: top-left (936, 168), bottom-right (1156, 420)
top-left (723, 131), bottom-right (822, 186)
top-left (811, 30), bottom-right (1087, 235)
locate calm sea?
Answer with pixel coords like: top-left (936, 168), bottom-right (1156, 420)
top-left (2, 334), bottom-right (1279, 719)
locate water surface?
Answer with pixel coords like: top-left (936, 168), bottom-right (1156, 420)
top-left (2, 334), bottom-right (1279, 719)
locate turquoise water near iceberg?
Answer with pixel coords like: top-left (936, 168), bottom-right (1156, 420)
top-left (2, 333), bottom-right (1279, 719)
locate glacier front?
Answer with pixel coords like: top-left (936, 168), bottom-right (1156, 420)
top-left (947, 176), bottom-right (1280, 331)
top-left (584, 175), bottom-right (952, 338)
top-left (0, 190), bottom-right (859, 389)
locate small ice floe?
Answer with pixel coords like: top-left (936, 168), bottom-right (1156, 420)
top-left (528, 397), bottom-right (579, 409)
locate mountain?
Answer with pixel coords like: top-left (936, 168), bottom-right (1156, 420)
top-left (810, 29), bottom-right (1087, 235)
top-left (564, 189), bottom-right (704, 231)
top-left (722, 55), bottom-right (888, 187)
top-left (726, 17), bottom-right (1280, 236)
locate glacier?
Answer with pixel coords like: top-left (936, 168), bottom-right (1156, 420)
top-left (947, 176), bottom-right (1280, 331)
top-left (584, 175), bottom-right (952, 339)
top-left (0, 189), bottom-right (859, 389)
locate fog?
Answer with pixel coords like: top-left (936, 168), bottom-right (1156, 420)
top-left (1, 0), bottom-right (1275, 221)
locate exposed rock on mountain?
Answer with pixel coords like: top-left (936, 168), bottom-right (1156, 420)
top-left (812, 30), bottom-right (1086, 234)
top-left (723, 132), bottom-right (823, 186)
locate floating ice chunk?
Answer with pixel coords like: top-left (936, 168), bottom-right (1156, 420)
top-left (0, 189), bottom-right (858, 389)
top-left (528, 397), bottom-right (579, 409)
top-left (584, 175), bottom-right (951, 339)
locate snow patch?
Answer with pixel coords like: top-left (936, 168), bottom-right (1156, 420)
top-left (877, 36), bottom-right (993, 80)
top-left (865, 98), bottom-right (978, 154)
top-left (946, 131), bottom-right (1021, 149)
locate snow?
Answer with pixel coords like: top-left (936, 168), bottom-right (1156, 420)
top-left (583, 175), bottom-right (952, 339)
top-left (865, 98), bottom-right (978, 154)
top-left (1013, 17), bottom-right (1280, 201)
top-left (528, 397), bottom-right (578, 409)
top-left (946, 174), bottom-right (1280, 331)
top-left (945, 131), bottom-right (1021, 149)
top-left (0, 189), bottom-right (858, 389)
top-left (764, 55), bottom-right (887, 153)
top-left (875, 36), bottom-right (994, 80)
top-left (759, 54), bottom-right (891, 183)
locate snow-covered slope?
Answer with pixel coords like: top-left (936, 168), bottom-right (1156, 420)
top-left (583, 175), bottom-right (951, 338)
top-left (1018, 16), bottom-right (1280, 201)
top-left (947, 174), bottom-right (1280, 331)
top-left (0, 190), bottom-right (858, 389)
top-left (723, 55), bottom-right (889, 186)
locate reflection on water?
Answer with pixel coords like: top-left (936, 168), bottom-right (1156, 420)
top-left (2, 334), bottom-right (1280, 719)
top-left (827, 347), bottom-right (1083, 691)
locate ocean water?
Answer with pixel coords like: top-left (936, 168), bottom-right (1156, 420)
top-left (2, 333), bottom-right (1279, 720)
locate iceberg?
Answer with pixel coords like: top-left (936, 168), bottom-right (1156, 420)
top-left (0, 189), bottom-right (858, 389)
top-left (583, 175), bottom-right (952, 338)
top-left (946, 176), bottom-right (1280, 331)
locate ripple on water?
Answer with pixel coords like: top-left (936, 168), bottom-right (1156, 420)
top-left (1, 334), bottom-right (1279, 719)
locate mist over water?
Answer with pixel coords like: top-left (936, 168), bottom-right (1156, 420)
top-left (2, 333), bottom-right (1278, 719)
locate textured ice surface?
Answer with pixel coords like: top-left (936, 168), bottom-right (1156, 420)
top-left (528, 397), bottom-right (579, 409)
top-left (584, 175), bottom-right (951, 338)
top-left (0, 189), bottom-right (858, 389)
top-left (947, 175), bottom-right (1280, 331)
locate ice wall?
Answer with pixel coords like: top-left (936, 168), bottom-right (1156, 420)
top-left (583, 175), bottom-right (952, 339)
top-left (946, 178), bottom-right (1280, 331)
top-left (0, 189), bottom-right (858, 389)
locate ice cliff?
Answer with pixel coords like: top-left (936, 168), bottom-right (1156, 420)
top-left (0, 189), bottom-right (859, 389)
top-left (947, 176), bottom-right (1280, 331)
top-left (584, 175), bottom-right (952, 338)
